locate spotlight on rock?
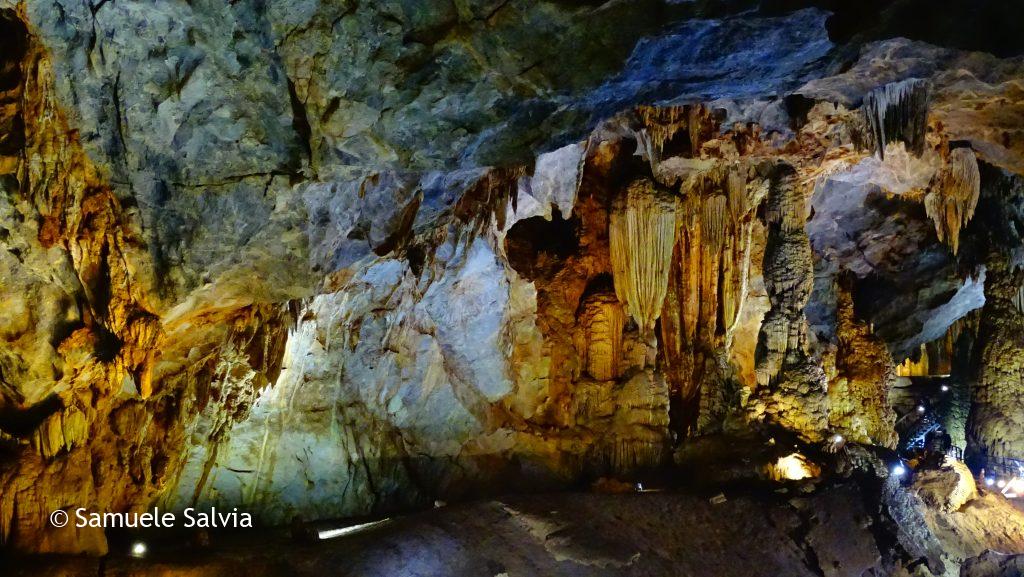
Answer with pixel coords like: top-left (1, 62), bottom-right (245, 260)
top-left (771, 453), bottom-right (820, 481)
top-left (130, 541), bottom-right (147, 558)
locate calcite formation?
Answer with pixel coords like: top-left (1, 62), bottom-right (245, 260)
top-left (577, 292), bottom-right (626, 381)
top-left (862, 78), bottom-right (931, 159)
top-left (749, 166), bottom-right (829, 442)
top-left (968, 259), bottom-right (1024, 463)
top-left (660, 163), bottom-right (765, 436)
top-left (0, 2), bottom-right (1023, 573)
top-left (609, 178), bottom-right (677, 336)
top-left (828, 285), bottom-right (898, 448)
top-left (925, 147), bottom-right (982, 255)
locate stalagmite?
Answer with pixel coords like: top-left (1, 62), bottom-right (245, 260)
top-left (609, 178), bottom-right (677, 335)
top-left (829, 283), bottom-right (898, 447)
top-left (862, 78), bottom-right (930, 159)
top-left (968, 258), bottom-right (1024, 466)
top-left (578, 292), bottom-right (626, 381)
top-left (749, 164), bottom-right (829, 442)
top-left (895, 344), bottom-right (932, 377)
top-left (924, 147), bottom-right (981, 254)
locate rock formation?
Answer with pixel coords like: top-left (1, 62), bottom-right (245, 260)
top-left (748, 165), bottom-right (830, 442)
top-left (609, 178), bottom-right (677, 336)
top-left (1, 1), bottom-right (1024, 575)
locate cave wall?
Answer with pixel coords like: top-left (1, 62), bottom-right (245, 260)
top-left (1, 0), bottom-right (1023, 557)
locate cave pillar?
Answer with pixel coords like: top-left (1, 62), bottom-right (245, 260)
top-left (748, 163), bottom-right (829, 441)
top-left (828, 281), bottom-right (898, 448)
top-left (967, 259), bottom-right (1024, 466)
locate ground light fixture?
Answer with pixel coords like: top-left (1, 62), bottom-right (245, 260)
top-left (130, 542), bottom-right (147, 558)
top-left (317, 519), bottom-right (390, 540)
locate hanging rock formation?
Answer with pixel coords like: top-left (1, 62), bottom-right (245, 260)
top-left (609, 178), bottom-right (677, 336)
top-left (1, 1), bottom-right (1024, 570)
top-left (862, 78), bottom-right (930, 159)
top-left (925, 147), bottom-right (982, 255)
top-left (660, 163), bottom-right (766, 436)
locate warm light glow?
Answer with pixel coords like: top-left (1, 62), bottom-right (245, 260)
top-left (130, 542), bottom-right (147, 558)
top-left (317, 519), bottom-right (390, 540)
top-left (774, 453), bottom-right (817, 481)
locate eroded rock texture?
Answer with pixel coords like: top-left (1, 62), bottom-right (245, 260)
top-left (749, 165), bottom-right (830, 441)
top-left (0, 0), bottom-right (1023, 568)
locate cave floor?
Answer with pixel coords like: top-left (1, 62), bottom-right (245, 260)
top-left (6, 486), bottom-right (887, 577)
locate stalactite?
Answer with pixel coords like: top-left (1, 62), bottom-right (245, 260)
top-left (924, 147), bottom-right (981, 254)
top-left (658, 164), bottom-right (763, 437)
top-left (31, 407), bottom-right (88, 459)
top-left (636, 105), bottom-right (687, 156)
top-left (609, 178), bottom-right (677, 335)
top-left (862, 78), bottom-right (930, 159)
top-left (688, 105), bottom-right (717, 155)
top-left (455, 166), bottom-right (527, 243)
top-left (727, 167), bottom-right (748, 219)
top-left (633, 128), bottom-right (659, 172)
top-left (701, 194), bottom-right (728, 252)
top-left (0, 488), bottom-right (12, 547)
top-left (577, 292), bottom-right (625, 381)
top-left (606, 440), bottom-right (664, 473)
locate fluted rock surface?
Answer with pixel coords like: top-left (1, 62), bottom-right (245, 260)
top-left (1, 0), bottom-right (1024, 562)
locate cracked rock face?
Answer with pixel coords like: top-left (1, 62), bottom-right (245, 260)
top-left (1, 0), bottom-right (1024, 568)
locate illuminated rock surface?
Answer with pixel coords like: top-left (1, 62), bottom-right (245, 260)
top-left (1, 0), bottom-right (1024, 573)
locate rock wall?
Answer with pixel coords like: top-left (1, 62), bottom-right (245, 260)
top-left (1, 0), bottom-right (1024, 558)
